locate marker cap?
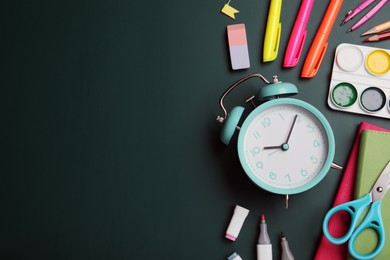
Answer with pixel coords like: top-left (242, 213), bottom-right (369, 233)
top-left (225, 205), bottom-right (249, 241)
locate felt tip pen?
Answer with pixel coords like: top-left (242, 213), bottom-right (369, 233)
top-left (348, 0), bottom-right (389, 32)
top-left (280, 232), bottom-right (295, 260)
top-left (283, 0), bottom-right (314, 67)
top-left (340, 0), bottom-right (376, 25)
top-left (301, 0), bottom-right (344, 78)
top-left (263, 0), bottom-right (282, 62)
top-left (256, 214), bottom-right (272, 260)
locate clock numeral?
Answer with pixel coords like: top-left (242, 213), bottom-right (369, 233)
top-left (310, 155), bottom-right (318, 164)
top-left (269, 171), bottom-right (277, 180)
top-left (301, 169), bottom-right (309, 177)
top-left (284, 173), bottom-right (291, 183)
top-left (261, 117), bottom-right (271, 128)
top-left (250, 146), bottom-right (261, 156)
top-left (256, 161), bottom-right (263, 169)
top-left (252, 131), bottom-right (261, 140)
top-left (306, 124), bottom-right (314, 133)
top-left (313, 139), bottom-right (320, 148)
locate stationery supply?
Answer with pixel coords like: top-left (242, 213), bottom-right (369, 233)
top-left (301, 0), bottom-right (344, 78)
top-left (224, 207), bottom-right (293, 259)
top-left (217, 74), bottom-right (338, 208)
top-left (225, 205), bottom-right (249, 241)
top-left (328, 43), bottom-right (390, 119)
top-left (257, 214), bottom-right (272, 260)
top-left (228, 252), bottom-right (243, 260)
top-left (227, 24), bottom-right (250, 70)
top-left (323, 159), bottom-right (390, 259)
top-left (221, 0), bottom-right (240, 19)
top-left (263, 0), bottom-right (282, 62)
top-left (283, 0), bottom-right (314, 67)
top-left (362, 20), bottom-right (390, 35)
top-left (340, 0), bottom-right (376, 25)
top-left (352, 130), bottom-right (390, 260)
top-left (348, 0), bottom-right (389, 32)
top-left (314, 122), bottom-right (389, 260)
top-left (363, 30), bottom-right (390, 42)
top-left (280, 232), bottom-right (295, 260)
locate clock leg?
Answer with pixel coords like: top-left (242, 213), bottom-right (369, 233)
top-left (284, 194), bottom-right (289, 209)
top-left (331, 162), bottom-right (343, 170)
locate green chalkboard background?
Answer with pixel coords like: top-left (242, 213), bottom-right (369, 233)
top-left (1, 0), bottom-right (390, 259)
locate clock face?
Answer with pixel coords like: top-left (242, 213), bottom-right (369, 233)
top-left (237, 98), bottom-right (335, 195)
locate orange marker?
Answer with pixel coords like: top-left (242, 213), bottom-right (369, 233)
top-left (301, 0), bottom-right (344, 78)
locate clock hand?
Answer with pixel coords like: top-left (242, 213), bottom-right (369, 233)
top-left (263, 143), bottom-right (290, 151)
top-left (263, 145), bottom-right (282, 149)
top-left (263, 115), bottom-right (298, 151)
top-left (285, 114), bottom-right (298, 144)
top-left (263, 115), bottom-right (297, 151)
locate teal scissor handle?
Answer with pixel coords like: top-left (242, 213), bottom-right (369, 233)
top-left (323, 193), bottom-right (372, 244)
top-left (348, 200), bottom-right (385, 260)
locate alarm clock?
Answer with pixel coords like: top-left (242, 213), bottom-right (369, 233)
top-left (217, 73), bottom-right (339, 207)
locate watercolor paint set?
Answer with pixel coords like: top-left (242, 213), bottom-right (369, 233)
top-left (328, 43), bottom-right (390, 119)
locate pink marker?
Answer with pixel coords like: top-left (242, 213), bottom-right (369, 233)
top-left (227, 24), bottom-right (250, 70)
top-left (283, 0), bottom-right (314, 67)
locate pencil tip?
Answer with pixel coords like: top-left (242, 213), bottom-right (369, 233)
top-left (347, 28), bottom-right (352, 33)
top-left (362, 38), bottom-right (370, 42)
top-left (340, 21), bottom-right (346, 26)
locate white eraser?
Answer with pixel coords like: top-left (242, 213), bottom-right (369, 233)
top-left (225, 205), bottom-right (249, 241)
top-left (228, 252), bottom-right (243, 260)
top-left (227, 24), bottom-right (250, 70)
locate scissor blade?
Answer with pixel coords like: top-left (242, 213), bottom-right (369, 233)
top-left (371, 160), bottom-right (390, 202)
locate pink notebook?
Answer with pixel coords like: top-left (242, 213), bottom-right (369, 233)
top-left (314, 122), bottom-right (390, 260)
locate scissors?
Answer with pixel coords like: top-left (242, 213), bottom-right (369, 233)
top-left (323, 160), bottom-right (390, 260)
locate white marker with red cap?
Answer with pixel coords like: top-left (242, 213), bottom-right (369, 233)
top-left (257, 214), bottom-right (272, 260)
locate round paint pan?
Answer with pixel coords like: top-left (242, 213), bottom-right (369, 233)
top-left (336, 45), bottom-right (364, 72)
top-left (388, 98), bottom-right (390, 113)
top-left (360, 87), bottom-right (386, 112)
top-left (331, 82), bottom-right (358, 108)
top-left (365, 50), bottom-right (390, 75)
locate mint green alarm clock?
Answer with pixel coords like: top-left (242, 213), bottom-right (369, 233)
top-left (217, 74), bottom-right (336, 204)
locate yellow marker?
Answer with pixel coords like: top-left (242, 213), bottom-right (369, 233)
top-left (221, 1), bottom-right (239, 19)
top-left (263, 0), bottom-right (282, 62)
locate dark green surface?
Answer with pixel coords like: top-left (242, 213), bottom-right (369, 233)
top-left (2, 0), bottom-right (390, 259)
